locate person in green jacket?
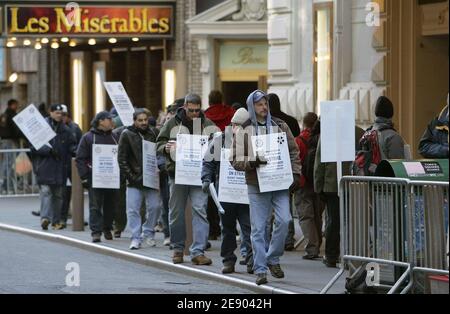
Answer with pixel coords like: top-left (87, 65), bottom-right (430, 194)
top-left (156, 94), bottom-right (219, 265)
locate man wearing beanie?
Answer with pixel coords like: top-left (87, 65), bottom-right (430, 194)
top-left (231, 91), bottom-right (302, 285)
top-left (76, 111), bottom-right (120, 243)
top-left (201, 108), bottom-right (253, 275)
top-left (31, 104), bottom-right (77, 230)
top-left (372, 96), bottom-right (406, 159)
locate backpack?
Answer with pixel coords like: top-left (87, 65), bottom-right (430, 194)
top-left (351, 126), bottom-right (391, 176)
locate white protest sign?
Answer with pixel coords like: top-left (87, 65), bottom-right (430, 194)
top-left (103, 82), bottom-right (135, 126)
top-left (143, 140), bottom-right (159, 190)
top-left (13, 104), bottom-right (56, 150)
top-left (251, 132), bottom-right (293, 193)
top-left (320, 100), bottom-right (356, 163)
top-left (92, 144), bottom-right (120, 189)
top-left (218, 148), bottom-right (249, 204)
top-left (175, 134), bottom-right (209, 186)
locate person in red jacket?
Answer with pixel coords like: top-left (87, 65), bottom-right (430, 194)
top-left (205, 90), bottom-right (235, 132)
top-left (295, 112), bottom-right (325, 260)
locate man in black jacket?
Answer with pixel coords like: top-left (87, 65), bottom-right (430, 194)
top-left (76, 111), bottom-right (119, 243)
top-left (118, 109), bottom-right (162, 250)
top-left (31, 104), bottom-right (77, 230)
top-left (267, 93), bottom-right (300, 251)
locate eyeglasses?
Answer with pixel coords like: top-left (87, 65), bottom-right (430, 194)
top-left (187, 109), bottom-right (201, 113)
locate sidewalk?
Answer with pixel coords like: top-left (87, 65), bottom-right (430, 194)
top-left (0, 196), bottom-right (346, 294)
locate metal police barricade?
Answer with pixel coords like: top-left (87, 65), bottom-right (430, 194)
top-left (0, 148), bottom-right (39, 196)
top-left (408, 181), bottom-right (449, 294)
top-left (321, 176), bottom-right (412, 294)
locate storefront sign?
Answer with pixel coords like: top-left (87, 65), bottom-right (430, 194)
top-left (5, 5), bottom-right (174, 37)
top-left (220, 42), bottom-right (268, 71)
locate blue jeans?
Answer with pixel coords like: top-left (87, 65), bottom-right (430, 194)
top-left (126, 187), bottom-right (161, 241)
top-left (40, 184), bottom-right (63, 224)
top-left (247, 185), bottom-right (291, 275)
top-left (168, 178), bottom-right (209, 258)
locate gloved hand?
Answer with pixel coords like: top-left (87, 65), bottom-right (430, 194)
top-left (81, 178), bottom-right (90, 190)
top-left (202, 180), bottom-right (211, 194)
top-left (50, 148), bottom-right (60, 160)
top-left (250, 154), bottom-right (268, 168)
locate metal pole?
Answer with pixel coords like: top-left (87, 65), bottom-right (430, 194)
top-left (71, 158), bottom-right (84, 231)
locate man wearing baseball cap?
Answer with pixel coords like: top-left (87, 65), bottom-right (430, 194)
top-left (76, 111), bottom-right (120, 243)
top-left (231, 91), bottom-right (301, 285)
top-left (31, 104), bottom-right (77, 231)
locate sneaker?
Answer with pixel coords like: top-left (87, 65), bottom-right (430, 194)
top-left (268, 264), bottom-right (285, 279)
top-left (41, 218), bottom-right (50, 230)
top-left (163, 237), bottom-right (171, 246)
top-left (129, 239), bottom-right (141, 250)
top-left (52, 223), bottom-right (64, 230)
top-left (103, 231), bottom-right (113, 240)
top-left (191, 255), bottom-right (212, 266)
top-left (143, 237), bottom-right (156, 248)
top-left (172, 251), bottom-right (184, 264)
top-left (303, 254), bottom-right (321, 260)
top-left (114, 231), bottom-right (121, 238)
top-left (222, 264), bottom-right (235, 274)
top-left (92, 234), bottom-right (101, 243)
top-left (256, 273), bottom-right (268, 286)
top-left (247, 264), bottom-right (254, 274)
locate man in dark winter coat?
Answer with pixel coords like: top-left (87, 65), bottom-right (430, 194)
top-left (118, 109), bottom-right (162, 250)
top-left (76, 111), bottom-right (120, 243)
top-left (31, 104), bottom-right (77, 230)
top-left (419, 95), bottom-right (449, 159)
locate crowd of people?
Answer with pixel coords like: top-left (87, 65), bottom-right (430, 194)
top-left (1, 90), bottom-right (448, 286)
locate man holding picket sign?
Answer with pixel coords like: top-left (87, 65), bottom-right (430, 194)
top-left (76, 111), bottom-right (120, 243)
top-left (231, 90), bottom-right (302, 285)
top-left (157, 94), bottom-right (219, 266)
top-left (201, 108), bottom-right (253, 275)
top-left (118, 109), bottom-right (162, 250)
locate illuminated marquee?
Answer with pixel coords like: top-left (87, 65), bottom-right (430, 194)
top-left (5, 5), bottom-right (174, 37)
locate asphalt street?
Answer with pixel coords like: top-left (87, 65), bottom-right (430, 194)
top-left (0, 230), bottom-right (255, 294)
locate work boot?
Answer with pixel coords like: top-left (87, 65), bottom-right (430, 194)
top-left (191, 255), bottom-right (212, 266)
top-left (221, 264), bottom-right (235, 274)
top-left (268, 264), bottom-right (285, 279)
top-left (172, 251), bottom-right (184, 264)
top-left (41, 218), bottom-right (50, 230)
top-left (103, 231), bottom-right (113, 240)
top-left (255, 273), bottom-right (268, 286)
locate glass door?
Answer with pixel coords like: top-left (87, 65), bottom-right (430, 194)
top-left (314, 2), bottom-right (333, 114)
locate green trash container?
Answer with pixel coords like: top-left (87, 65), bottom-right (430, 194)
top-left (376, 159), bottom-right (449, 291)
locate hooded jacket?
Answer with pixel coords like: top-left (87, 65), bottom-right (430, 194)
top-left (372, 117), bottom-right (405, 160)
top-left (75, 127), bottom-right (119, 182)
top-left (419, 105), bottom-right (449, 159)
top-left (156, 107), bottom-right (219, 178)
top-left (118, 125), bottom-right (160, 189)
top-left (205, 104), bottom-right (235, 132)
top-left (231, 90), bottom-right (302, 187)
top-left (31, 117), bottom-right (77, 186)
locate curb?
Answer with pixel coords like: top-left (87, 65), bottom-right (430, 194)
top-left (0, 223), bottom-right (296, 294)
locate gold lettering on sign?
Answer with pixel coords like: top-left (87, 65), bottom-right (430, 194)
top-left (232, 47), bottom-right (265, 65)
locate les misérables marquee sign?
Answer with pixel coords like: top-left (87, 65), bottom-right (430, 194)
top-left (4, 4), bottom-right (174, 38)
